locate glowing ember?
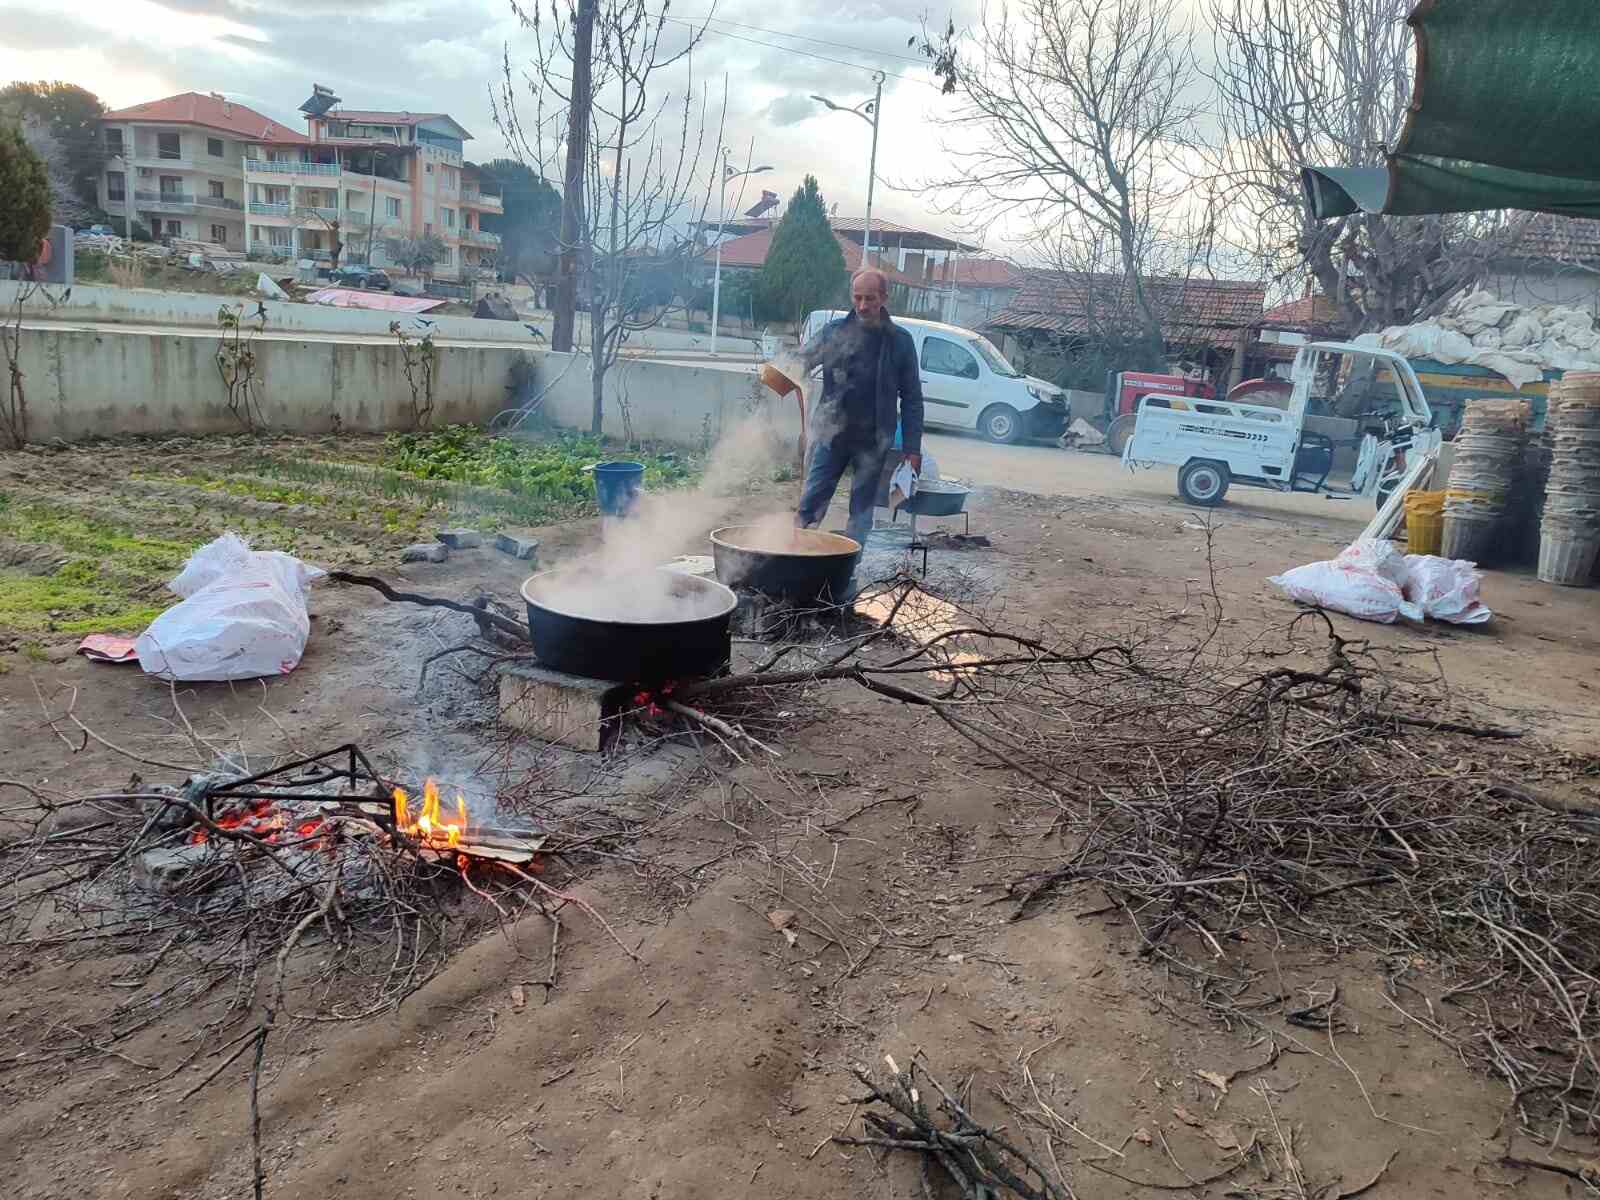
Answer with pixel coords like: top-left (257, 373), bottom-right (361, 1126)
top-left (393, 778), bottom-right (468, 849)
top-left (190, 800), bottom-right (326, 847)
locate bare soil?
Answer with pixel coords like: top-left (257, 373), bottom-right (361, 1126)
top-left (2, 441), bottom-right (1596, 1200)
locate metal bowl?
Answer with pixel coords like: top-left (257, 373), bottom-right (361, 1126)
top-left (521, 568), bottom-right (736, 682)
top-left (900, 482), bottom-right (971, 517)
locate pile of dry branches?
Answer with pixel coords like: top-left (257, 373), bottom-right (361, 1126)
top-left (661, 577), bottom-right (1598, 1140)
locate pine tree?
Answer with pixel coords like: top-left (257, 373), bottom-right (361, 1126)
top-left (755, 176), bottom-right (848, 325)
top-left (0, 122), bottom-right (52, 265)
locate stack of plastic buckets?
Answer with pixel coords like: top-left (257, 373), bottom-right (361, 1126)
top-left (1538, 374), bottom-right (1600, 585)
top-left (1441, 398), bottom-right (1530, 563)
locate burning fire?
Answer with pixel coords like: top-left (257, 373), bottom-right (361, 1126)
top-left (393, 778), bottom-right (469, 849)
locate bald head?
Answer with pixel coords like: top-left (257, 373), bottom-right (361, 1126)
top-left (851, 268), bottom-right (889, 327)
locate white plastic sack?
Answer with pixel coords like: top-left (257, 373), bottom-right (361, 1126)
top-left (135, 534), bottom-right (325, 681)
top-left (1402, 554), bottom-right (1493, 624)
top-left (1268, 539), bottom-right (1421, 625)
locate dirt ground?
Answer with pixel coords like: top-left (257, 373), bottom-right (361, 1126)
top-left (2, 435), bottom-right (1597, 1200)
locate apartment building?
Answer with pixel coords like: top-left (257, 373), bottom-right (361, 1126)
top-left (97, 93), bottom-right (309, 250)
top-left (97, 85), bottom-right (504, 282)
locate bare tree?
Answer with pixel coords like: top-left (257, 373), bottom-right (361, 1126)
top-left (917, 0), bottom-right (1205, 362)
top-left (18, 116), bottom-right (91, 229)
top-left (494, 0), bottom-right (723, 435)
top-left (1207, 0), bottom-right (1538, 331)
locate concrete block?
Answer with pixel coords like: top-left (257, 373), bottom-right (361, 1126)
top-left (496, 533), bottom-right (541, 561)
top-left (498, 662), bottom-right (627, 753)
top-left (402, 542), bottom-right (448, 563)
top-left (437, 529), bottom-right (483, 549)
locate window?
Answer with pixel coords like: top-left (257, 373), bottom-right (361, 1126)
top-left (105, 129), bottom-right (124, 156)
top-left (425, 162), bottom-right (433, 174)
top-left (442, 207), bottom-right (455, 228)
top-left (346, 190), bottom-right (362, 210)
top-left (211, 224), bottom-right (228, 243)
top-left (268, 227), bottom-right (291, 249)
top-left (969, 336), bottom-right (1020, 378)
top-left (207, 137), bottom-right (224, 157)
top-left (920, 335), bottom-right (980, 380)
top-left (106, 171), bottom-right (126, 201)
top-left (157, 132), bottom-right (181, 160)
top-left (159, 175), bottom-right (184, 197)
top-left (209, 180), bottom-right (225, 199)
top-left (385, 197), bottom-right (401, 219)
top-left (424, 222), bottom-right (432, 235)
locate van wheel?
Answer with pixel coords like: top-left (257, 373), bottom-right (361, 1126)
top-left (979, 404), bottom-right (1023, 444)
top-left (1178, 459), bottom-right (1231, 507)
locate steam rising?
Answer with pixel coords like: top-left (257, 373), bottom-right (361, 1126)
top-left (526, 416), bottom-right (797, 622)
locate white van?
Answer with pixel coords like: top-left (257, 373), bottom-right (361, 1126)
top-left (801, 310), bottom-right (1067, 443)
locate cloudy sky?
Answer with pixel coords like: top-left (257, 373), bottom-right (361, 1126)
top-left (2, 0), bottom-right (1000, 250)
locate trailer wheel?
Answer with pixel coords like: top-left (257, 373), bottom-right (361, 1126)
top-left (1178, 459), bottom-right (1231, 507)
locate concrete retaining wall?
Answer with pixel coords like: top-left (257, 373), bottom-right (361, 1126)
top-left (12, 325), bottom-right (524, 441)
top-left (10, 323), bottom-right (778, 445)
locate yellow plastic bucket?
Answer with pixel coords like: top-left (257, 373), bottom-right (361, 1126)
top-left (1404, 489), bottom-right (1445, 555)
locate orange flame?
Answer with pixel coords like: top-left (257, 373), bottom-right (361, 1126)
top-left (393, 778), bottom-right (468, 849)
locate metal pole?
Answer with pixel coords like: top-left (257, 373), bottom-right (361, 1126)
top-left (862, 73), bottom-right (883, 266)
top-left (710, 149), bottom-right (728, 357)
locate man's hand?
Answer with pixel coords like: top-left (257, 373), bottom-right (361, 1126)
top-left (903, 452), bottom-right (922, 475)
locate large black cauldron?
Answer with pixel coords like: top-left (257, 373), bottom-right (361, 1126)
top-left (710, 526), bottom-right (862, 605)
top-left (521, 568), bottom-right (736, 683)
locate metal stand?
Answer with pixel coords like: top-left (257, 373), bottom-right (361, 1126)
top-left (892, 509), bottom-right (973, 578)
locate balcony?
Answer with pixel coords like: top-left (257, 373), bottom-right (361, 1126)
top-left (197, 194), bottom-right (244, 211)
top-left (136, 190), bottom-right (196, 211)
top-left (299, 249), bottom-right (333, 262)
top-left (132, 154), bottom-right (195, 171)
top-left (295, 205), bottom-right (340, 223)
top-left (250, 240), bottom-right (294, 257)
top-left (462, 189), bottom-right (504, 213)
top-left (463, 228), bottom-right (502, 248)
top-left (249, 201), bottom-right (293, 218)
top-left (245, 158), bottom-right (341, 177)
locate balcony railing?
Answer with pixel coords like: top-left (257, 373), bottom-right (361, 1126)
top-left (463, 229), bottom-right (502, 247)
top-left (132, 154), bottom-right (194, 170)
top-left (295, 206), bottom-right (340, 222)
top-left (299, 249), bottom-right (333, 262)
top-left (136, 190), bottom-right (195, 209)
top-left (245, 159), bottom-right (341, 176)
top-left (462, 189), bottom-right (504, 210)
top-left (249, 201), bottom-right (292, 217)
top-left (197, 195), bottom-right (244, 211)
top-left (250, 241), bottom-right (294, 257)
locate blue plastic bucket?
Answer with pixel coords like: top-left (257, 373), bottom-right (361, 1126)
top-left (594, 461), bottom-right (645, 517)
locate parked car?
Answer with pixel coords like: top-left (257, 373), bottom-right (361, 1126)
top-left (326, 266), bottom-right (393, 291)
top-left (802, 310), bottom-right (1067, 443)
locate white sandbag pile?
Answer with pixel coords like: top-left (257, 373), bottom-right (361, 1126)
top-left (1268, 539), bottom-right (1491, 625)
top-left (1376, 287), bottom-right (1600, 389)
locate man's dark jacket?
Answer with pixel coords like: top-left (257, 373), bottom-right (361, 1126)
top-left (801, 311), bottom-right (924, 455)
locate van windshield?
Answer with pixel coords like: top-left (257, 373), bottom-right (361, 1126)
top-left (969, 336), bottom-right (1020, 378)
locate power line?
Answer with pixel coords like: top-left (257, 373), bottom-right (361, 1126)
top-left (667, 12), bottom-right (933, 66)
top-left (650, 13), bottom-right (944, 89)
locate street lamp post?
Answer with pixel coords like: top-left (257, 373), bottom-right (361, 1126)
top-left (811, 71), bottom-right (885, 267)
top-left (710, 150), bottom-right (772, 356)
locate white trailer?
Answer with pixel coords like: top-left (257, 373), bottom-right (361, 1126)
top-left (1121, 341), bottom-right (1441, 508)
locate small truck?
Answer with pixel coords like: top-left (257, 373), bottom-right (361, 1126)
top-left (1122, 341), bottom-right (1441, 509)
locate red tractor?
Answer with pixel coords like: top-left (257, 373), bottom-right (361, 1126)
top-left (1101, 370), bottom-right (1293, 455)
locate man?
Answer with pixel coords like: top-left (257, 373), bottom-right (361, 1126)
top-left (795, 268), bottom-right (924, 547)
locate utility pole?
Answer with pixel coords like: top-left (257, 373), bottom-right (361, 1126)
top-left (709, 150), bottom-right (771, 356)
top-left (811, 71), bottom-right (885, 267)
top-left (553, 0), bottom-right (596, 354)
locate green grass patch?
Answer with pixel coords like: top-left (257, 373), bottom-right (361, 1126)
top-left (0, 503), bottom-right (191, 636)
top-left (380, 426), bottom-right (696, 505)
